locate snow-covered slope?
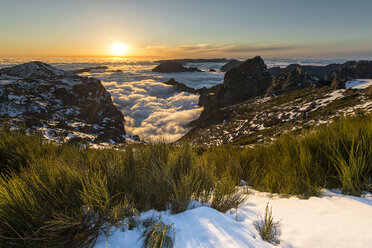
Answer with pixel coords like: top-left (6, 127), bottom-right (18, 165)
top-left (95, 189), bottom-right (372, 248)
top-left (182, 79), bottom-right (372, 146)
top-left (0, 61), bottom-right (128, 144)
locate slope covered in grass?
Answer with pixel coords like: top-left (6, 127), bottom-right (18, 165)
top-left (0, 112), bottom-right (371, 247)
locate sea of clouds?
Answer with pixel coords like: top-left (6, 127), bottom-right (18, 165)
top-left (0, 57), bottom-right (348, 142)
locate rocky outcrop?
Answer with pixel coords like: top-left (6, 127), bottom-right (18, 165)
top-left (331, 76), bottom-right (346, 90)
top-left (220, 59), bottom-right (244, 72)
top-left (195, 56), bottom-right (272, 126)
top-left (163, 78), bottom-right (196, 94)
top-left (0, 61), bottom-right (126, 144)
top-left (152, 62), bottom-right (201, 73)
top-left (73, 66), bottom-right (108, 74)
top-left (364, 85), bottom-right (372, 96)
top-left (284, 60), bottom-right (372, 82)
top-left (326, 60), bottom-right (372, 81)
top-left (214, 56), bottom-right (272, 108)
top-left (267, 67), bottom-right (316, 95)
top-left (154, 58), bottom-right (230, 64)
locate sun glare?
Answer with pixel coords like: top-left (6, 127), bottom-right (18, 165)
top-left (109, 43), bottom-right (128, 56)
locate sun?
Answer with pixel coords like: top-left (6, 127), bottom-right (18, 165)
top-left (109, 43), bottom-right (128, 56)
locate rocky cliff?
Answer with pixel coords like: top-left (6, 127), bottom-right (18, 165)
top-left (0, 61), bottom-right (127, 144)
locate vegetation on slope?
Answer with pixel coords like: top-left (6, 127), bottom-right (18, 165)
top-left (0, 112), bottom-right (371, 247)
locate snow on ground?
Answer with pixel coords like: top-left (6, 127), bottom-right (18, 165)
top-left (346, 79), bottom-right (372, 89)
top-left (94, 188), bottom-right (372, 248)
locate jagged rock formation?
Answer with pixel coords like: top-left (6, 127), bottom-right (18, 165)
top-left (154, 58), bottom-right (230, 64)
top-left (164, 78), bottom-right (197, 94)
top-left (0, 61), bottom-right (126, 144)
top-left (179, 58), bottom-right (372, 146)
top-left (216, 56), bottom-right (272, 107)
top-left (283, 60), bottom-right (372, 81)
top-left (152, 62), bottom-right (201, 73)
top-left (219, 59), bottom-right (244, 72)
top-left (194, 56), bottom-right (272, 126)
top-left (267, 67), bottom-right (317, 95)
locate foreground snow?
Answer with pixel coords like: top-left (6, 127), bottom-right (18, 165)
top-left (95, 189), bottom-right (372, 248)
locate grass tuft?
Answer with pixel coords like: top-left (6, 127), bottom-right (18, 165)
top-left (143, 221), bottom-right (175, 248)
top-left (254, 203), bottom-right (280, 245)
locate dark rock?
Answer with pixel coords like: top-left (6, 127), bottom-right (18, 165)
top-left (343, 88), bottom-right (359, 96)
top-left (263, 116), bottom-right (280, 127)
top-left (163, 78), bottom-right (196, 94)
top-left (25, 117), bottom-right (43, 128)
top-left (195, 56), bottom-right (272, 125)
top-left (364, 85), bottom-right (372, 96)
top-left (73, 66), bottom-right (108, 74)
top-left (267, 67), bottom-right (315, 95)
top-left (154, 58), bottom-right (230, 64)
top-left (268, 66), bottom-right (281, 75)
top-left (209, 68), bottom-right (216, 72)
top-left (328, 60), bottom-right (372, 80)
top-left (131, 135), bottom-right (140, 142)
top-left (95, 129), bottom-right (125, 143)
top-left (284, 60), bottom-right (372, 82)
top-left (214, 56), bottom-right (272, 108)
top-left (56, 120), bottom-right (69, 129)
top-left (152, 62), bottom-right (201, 73)
top-left (219, 59), bottom-right (244, 72)
top-left (331, 76), bottom-right (346, 90)
top-left (0, 85), bottom-right (8, 103)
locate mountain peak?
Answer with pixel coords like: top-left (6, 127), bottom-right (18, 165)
top-left (0, 61), bottom-right (74, 79)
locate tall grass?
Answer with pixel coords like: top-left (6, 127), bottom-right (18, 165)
top-left (330, 137), bottom-right (372, 196)
top-left (254, 203), bottom-right (280, 244)
top-left (0, 113), bottom-right (371, 246)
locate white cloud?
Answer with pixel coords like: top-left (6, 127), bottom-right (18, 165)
top-left (101, 78), bottom-right (203, 142)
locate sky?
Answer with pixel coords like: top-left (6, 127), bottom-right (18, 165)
top-left (1, 0), bottom-right (372, 59)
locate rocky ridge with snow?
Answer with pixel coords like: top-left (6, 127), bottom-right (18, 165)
top-left (179, 57), bottom-right (372, 146)
top-left (0, 61), bottom-right (127, 144)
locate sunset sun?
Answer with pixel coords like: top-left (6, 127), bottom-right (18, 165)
top-left (109, 43), bottom-right (128, 56)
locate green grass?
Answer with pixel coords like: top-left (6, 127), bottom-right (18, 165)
top-left (0, 112), bottom-right (371, 246)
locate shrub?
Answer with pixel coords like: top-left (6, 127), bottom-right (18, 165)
top-left (254, 203), bottom-right (280, 244)
top-left (143, 221), bottom-right (175, 248)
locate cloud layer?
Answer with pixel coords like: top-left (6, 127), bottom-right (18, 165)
top-left (78, 62), bottom-right (224, 142)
